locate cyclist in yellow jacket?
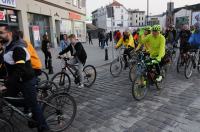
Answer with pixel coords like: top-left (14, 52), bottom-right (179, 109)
top-left (115, 30), bottom-right (135, 68)
top-left (136, 26), bottom-right (152, 52)
top-left (141, 25), bottom-right (166, 82)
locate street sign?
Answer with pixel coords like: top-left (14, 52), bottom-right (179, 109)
top-left (0, 0), bottom-right (16, 7)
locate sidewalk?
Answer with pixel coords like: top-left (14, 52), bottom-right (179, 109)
top-left (37, 39), bottom-right (116, 73)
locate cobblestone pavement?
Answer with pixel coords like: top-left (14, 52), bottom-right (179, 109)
top-left (10, 63), bottom-right (200, 132)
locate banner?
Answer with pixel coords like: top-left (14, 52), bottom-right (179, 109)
top-left (0, 0), bottom-right (16, 7)
top-left (192, 12), bottom-right (200, 26)
top-left (32, 26), bottom-right (41, 48)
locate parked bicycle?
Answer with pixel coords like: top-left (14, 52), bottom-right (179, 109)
top-left (51, 57), bottom-right (97, 92)
top-left (110, 47), bottom-right (136, 77)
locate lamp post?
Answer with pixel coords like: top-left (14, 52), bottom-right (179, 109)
top-left (147, 0), bottom-right (149, 25)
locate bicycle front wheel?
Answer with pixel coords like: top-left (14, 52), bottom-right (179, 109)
top-left (42, 93), bottom-right (77, 132)
top-left (110, 57), bottom-right (123, 77)
top-left (132, 74), bottom-right (149, 101)
top-left (129, 65), bottom-right (137, 82)
top-left (185, 59), bottom-right (193, 79)
top-left (51, 72), bottom-right (71, 92)
top-left (83, 65), bottom-right (97, 87)
top-left (0, 117), bottom-right (14, 132)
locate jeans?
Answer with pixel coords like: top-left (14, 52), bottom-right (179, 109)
top-left (6, 77), bottom-right (48, 130)
top-left (68, 58), bottom-right (84, 84)
top-left (101, 40), bottom-right (105, 49)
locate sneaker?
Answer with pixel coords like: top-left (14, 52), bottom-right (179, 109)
top-left (156, 76), bottom-right (163, 82)
top-left (78, 84), bottom-right (84, 88)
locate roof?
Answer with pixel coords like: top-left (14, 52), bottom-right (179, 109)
top-left (108, 0), bottom-right (123, 7)
top-left (86, 24), bottom-right (98, 31)
top-left (173, 3), bottom-right (200, 13)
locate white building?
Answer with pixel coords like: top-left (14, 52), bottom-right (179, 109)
top-left (128, 9), bottom-right (145, 27)
top-left (147, 13), bottom-right (166, 31)
top-left (92, 1), bottom-right (129, 32)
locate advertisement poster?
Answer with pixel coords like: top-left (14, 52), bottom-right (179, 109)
top-left (192, 12), bottom-right (200, 26)
top-left (0, 10), bottom-right (6, 21)
top-left (32, 26), bottom-right (41, 48)
top-left (176, 16), bottom-right (189, 29)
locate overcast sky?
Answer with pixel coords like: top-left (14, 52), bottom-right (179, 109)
top-left (86, 0), bottom-right (200, 17)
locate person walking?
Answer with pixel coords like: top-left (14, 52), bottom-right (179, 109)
top-left (41, 34), bottom-right (53, 74)
top-left (60, 34), bottom-right (69, 51)
top-left (88, 32), bottom-right (93, 45)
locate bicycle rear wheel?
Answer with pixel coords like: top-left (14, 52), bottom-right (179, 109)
top-left (185, 59), bottom-right (193, 79)
top-left (83, 65), bottom-right (97, 87)
top-left (132, 74), bottom-right (149, 101)
top-left (51, 72), bottom-right (71, 92)
top-left (110, 57), bottom-right (123, 77)
top-left (0, 117), bottom-right (14, 132)
top-left (42, 93), bottom-right (77, 132)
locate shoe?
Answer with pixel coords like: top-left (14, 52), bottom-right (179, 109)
top-left (78, 84), bottom-right (84, 88)
top-left (156, 76), bottom-right (163, 82)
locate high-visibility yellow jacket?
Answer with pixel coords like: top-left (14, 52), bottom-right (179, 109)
top-left (141, 34), bottom-right (166, 61)
top-left (136, 34), bottom-right (150, 52)
top-left (116, 33), bottom-right (135, 48)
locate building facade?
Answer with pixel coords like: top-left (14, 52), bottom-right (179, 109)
top-left (92, 1), bottom-right (129, 32)
top-left (128, 9), bottom-right (145, 27)
top-left (0, 0), bottom-right (87, 48)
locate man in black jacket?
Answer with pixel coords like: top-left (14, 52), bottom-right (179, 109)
top-left (59, 34), bottom-right (87, 88)
top-left (0, 24), bottom-right (49, 132)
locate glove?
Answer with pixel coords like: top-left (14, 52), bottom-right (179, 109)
top-left (151, 59), bottom-right (159, 64)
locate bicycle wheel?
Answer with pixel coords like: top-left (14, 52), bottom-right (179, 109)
top-left (0, 117), bottom-right (14, 132)
top-left (51, 72), bottom-right (71, 92)
top-left (129, 65), bottom-right (136, 82)
top-left (110, 57), bottom-right (123, 77)
top-left (83, 65), bottom-right (97, 87)
top-left (185, 59), bottom-right (193, 79)
top-left (39, 70), bottom-right (49, 82)
top-left (37, 81), bottom-right (59, 100)
top-left (42, 93), bottom-right (77, 132)
top-left (197, 59), bottom-right (200, 74)
top-left (177, 55), bottom-right (183, 73)
top-left (132, 74), bottom-right (149, 101)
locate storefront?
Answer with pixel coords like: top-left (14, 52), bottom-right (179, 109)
top-left (27, 13), bottom-right (51, 48)
top-left (0, 0), bottom-right (19, 31)
top-left (74, 21), bottom-right (85, 42)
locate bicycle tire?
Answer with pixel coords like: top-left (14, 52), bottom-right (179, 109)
top-left (0, 117), bottom-right (14, 132)
top-left (110, 57), bottom-right (123, 77)
top-left (129, 65), bottom-right (137, 82)
top-left (177, 55), bottom-right (182, 73)
top-left (83, 65), bottom-right (97, 87)
top-left (132, 74), bottom-right (149, 101)
top-left (42, 93), bottom-right (77, 132)
top-left (51, 72), bottom-right (71, 92)
top-left (185, 58), bottom-right (193, 79)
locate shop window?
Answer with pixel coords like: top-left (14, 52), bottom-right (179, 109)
top-left (78, 0), bottom-right (81, 8)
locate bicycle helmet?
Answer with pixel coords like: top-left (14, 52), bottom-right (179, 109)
top-left (152, 25), bottom-right (161, 32)
top-left (144, 26), bottom-right (152, 31)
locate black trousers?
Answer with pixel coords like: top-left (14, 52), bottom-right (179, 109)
top-left (123, 48), bottom-right (133, 65)
top-left (42, 50), bottom-right (52, 68)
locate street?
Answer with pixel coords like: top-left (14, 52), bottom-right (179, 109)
top-left (11, 40), bottom-right (200, 132)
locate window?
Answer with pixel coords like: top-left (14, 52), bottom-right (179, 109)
top-left (136, 15), bottom-right (138, 18)
top-left (121, 9), bottom-right (123, 13)
top-left (78, 0), bottom-right (81, 8)
top-left (130, 22), bottom-right (132, 26)
top-left (73, 0), bottom-right (78, 6)
top-left (113, 22), bottom-right (115, 26)
top-left (130, 17), bottom-right (132, 20)
top-left (81, 0), bottom-right (86, 8)
top-left (139, 23), bottom-right (140, 26)
top-left (142, 17), bottom-right (143, 20)
top-left (121, 15), bottom-right (123, 19)
top-left (139, 17), bottom-right (140, 20)
top-left (136, 20), bottom-right (137, 23)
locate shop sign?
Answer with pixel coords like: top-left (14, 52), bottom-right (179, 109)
top-left (32, 26), bottom-right (41, 48)
top-left (69, 12), bottom-right (81, 20)
top-left (0, 0), bottom-right (16, 7)
top-left (0, 10), bottom-right (5, 21)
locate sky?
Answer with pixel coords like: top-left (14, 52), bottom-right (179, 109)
top-left (86, 0), bottom-right (200, 18)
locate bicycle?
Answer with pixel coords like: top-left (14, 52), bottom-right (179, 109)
top-left (177, 50), bottom-right (190, 73)
top-left (132, 51), bottom-right (166, 101)
top-left (110, 47), bottom-right (136, 77)
top-left (0, 81), bottom-right (77, 132)
top-left (184, 48), bottom-right (200, 79)
top-left (51, 57), bottom-right (97, 92)
top-left (0, 117), bottom-right (13, 132)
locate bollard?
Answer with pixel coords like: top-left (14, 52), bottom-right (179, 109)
top-left (105, 45), bottom-right (109, 61)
